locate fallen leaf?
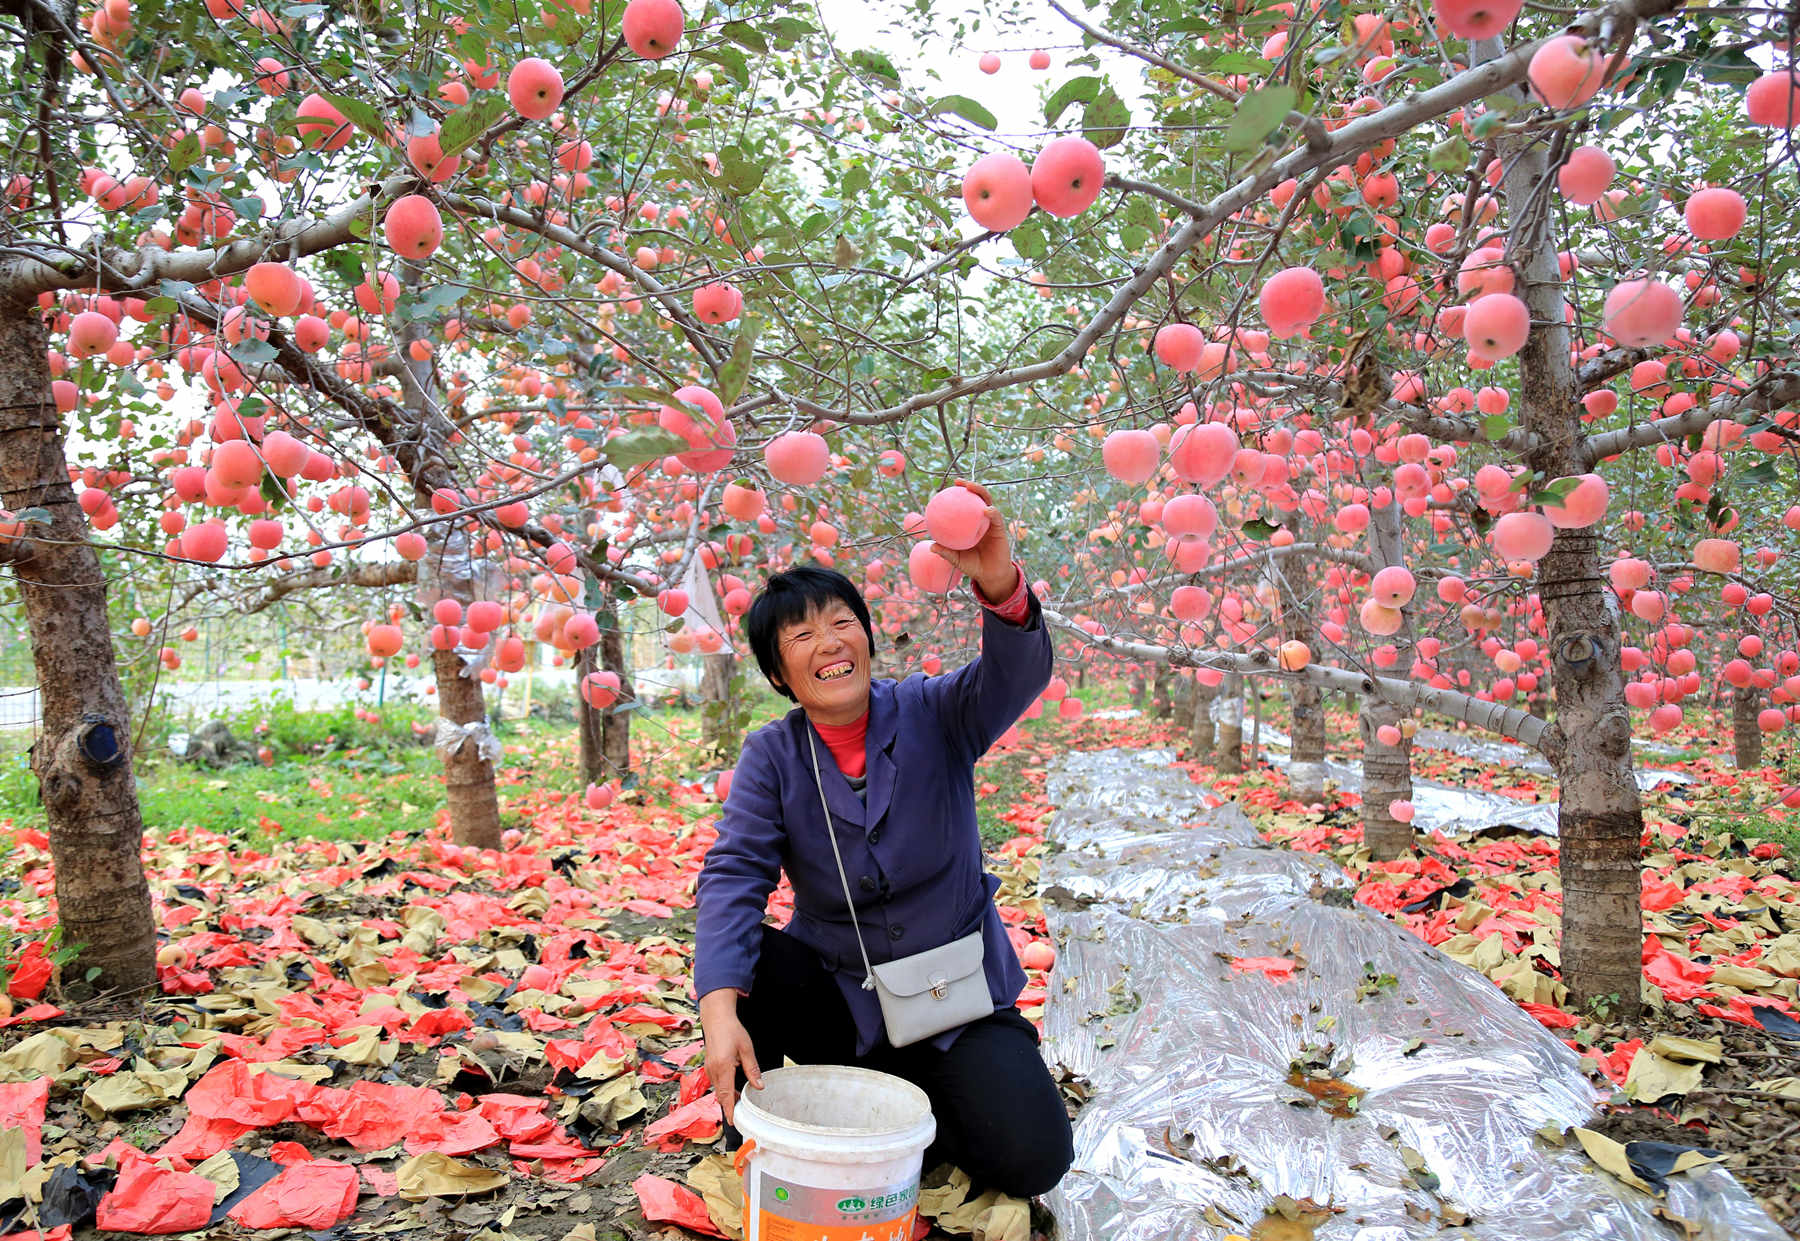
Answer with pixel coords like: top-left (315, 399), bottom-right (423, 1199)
top-left (684, 1152), bottom-right (745, 1241)
top-left (1624, 1047), bottom-right (1705, 1102)
top-left (394, 1151), bottom-right (509, 1200)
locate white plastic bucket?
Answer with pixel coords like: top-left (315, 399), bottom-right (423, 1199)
top-left (732, 1064), bottom-right (936, 1241)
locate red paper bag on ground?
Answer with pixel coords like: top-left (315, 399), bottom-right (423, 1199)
top-left (94, 1161), bottom-right (216, 1234)
top-left (633, 1174), bottom-right (724, 1237)
top-left (0, 1077), bottom-right (51, 1164)
top-left (227, 1159), bottom-right (360, 1229)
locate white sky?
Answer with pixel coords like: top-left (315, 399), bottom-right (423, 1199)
top-left (821, 0), bottom-right (1151, 140)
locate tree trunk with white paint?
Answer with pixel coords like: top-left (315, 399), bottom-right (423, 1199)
top-left (1360, 504), bottom-right (1417, 860)
top-left (1214, 674), bottom-right (1244, 773)
top-left (1274, 557), bottom-right (1327, 802)
top-left (1189, 675), bottom-right (1217, 758)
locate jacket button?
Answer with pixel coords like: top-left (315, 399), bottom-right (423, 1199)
top-left (889, 925), bottom-right (904, 940)
top-left (869, 829), bottom-right (882, 845)
top-left (860, 875), bottom-right (877, 893)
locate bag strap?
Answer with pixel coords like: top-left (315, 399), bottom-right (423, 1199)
top-left (807, 726), bottom-right (878, 991)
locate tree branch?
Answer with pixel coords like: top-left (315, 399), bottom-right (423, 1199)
top-left (1582, 371), bottom-right (1800, 464)
top-left (1041, 605), bottom-right (1552, 751)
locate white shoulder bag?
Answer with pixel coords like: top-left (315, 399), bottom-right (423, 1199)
top-left (807, 727), bottom-right (992, 1048)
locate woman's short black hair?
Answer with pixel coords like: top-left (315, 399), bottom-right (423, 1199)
top-left (745, 565), bottom-right (874, 701)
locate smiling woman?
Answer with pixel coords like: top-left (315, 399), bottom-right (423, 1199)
top-left (694, 480), bottom-right (1073, 1202)
top-left (749, 570), bottom-right (875, 727)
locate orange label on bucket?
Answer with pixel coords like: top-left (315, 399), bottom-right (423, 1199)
top-left (747, 1169), bottom-right (918, 1241)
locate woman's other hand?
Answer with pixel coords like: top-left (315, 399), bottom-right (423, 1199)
top-left (700, 989), bottom-right (762, 1126)
top-left (929, 480), bottom-right (1019, 602)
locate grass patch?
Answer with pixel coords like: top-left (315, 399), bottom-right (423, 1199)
top-left (136, 745), bottom-right (444, 848)
top-left (975, 744), bottom-right (1035, 850)
top-left (1692, 798), bottom-right (1800, 860)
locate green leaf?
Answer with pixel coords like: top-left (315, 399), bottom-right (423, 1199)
top-left (603, 426), bottom-right (688, 469)
top-left (1083, 87), bottom-right (1130, 149)
top-left (438, 93), bottom-right (509, 157)
top-left (1010, 215), bottom-right (1048, 261)
top-left (1045, 76), bottom-right (1101, 127)
top-left (841, 164), bottom-right (870, 199)
top-left (696, 45), bottom-right (749, 84)
top-left (766, 16), bottom-right (817, 46)
top-left (849, 48), bottom-right (901, 86)
top-left (1124, 195), bottom-right (1161, 233)
top-left (716, 317), bottom-right (761, 406)
top-left (1224, 84), bottom-right (1296, 153)
top-left (1242, 518), bottom-right (1279, 539)
top-left (11, 507), bottom-right (51, 526)
top-left (1428, 135), bottom-right (1471, 171)
top-left (603, 384), bottom-right (692, 408)
top-left (1201, 52), bottom-right (1273, 75)
top-left (720, 20), bottom-right (767, 53)
top-left (1698, 47), bottom-right (1758, 86)
top-left (319, 92), bottom-right (386, 141)
top-left (402, 282), bottom-right (468, 321)
top-left (718, 145), bottom-right (767, 196)
top-left (228, 195), bottom-right (265, 223)
top-left (322, 247), bottom-right (365, 287)
top-left (926, 94), bottom-right (997, 131)
top-left (1025, 328), bottom-right (1078, 367)
top-left (167, 133), bottom-right (202, 174)
top-left (1481, 413), bottom-right (1514, 440)
top-left (231, 338), bottom-right (278, 364)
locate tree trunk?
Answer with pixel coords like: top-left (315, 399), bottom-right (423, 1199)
top-left (1360, 699), bottom-right (1416, 860)
top-left (576, 643), bottom-right (605, 785)
top-left (1733, 683), bottom-right (1763, 770)
top-left (1249, 679), bottom-right (1262, 767)
top-left (1214, 674), bottom-right (1243, 773)
top-left (1289, 680), bottom-right (1327, 801)
top-left (701, 651), bottom-right (738, 762)
top-left (432, 645), bottom-right (502, 850)
top-left (1152, 666), bottom-right (1174, 718)
top-left (1189, 675), bottom-right (1217, 758)
top-left (1360, 503), bottom-right (1418, 855)
top-left (600, 604), bottom-right (633, 775)
top-left (0, 298), bottom-right (157, 1002)
top-left (398, 264), bottom-right (500, 851)
top-left (1498, 67), bottom-right (1643, 1017)
top-left (1274, 556), bottom-right (1327, 802)
top-left (1129, 672), bottom-right (1147, 709)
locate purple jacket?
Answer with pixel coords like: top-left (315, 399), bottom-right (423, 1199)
top-left (694, 588), bottom-right (1054, 1056)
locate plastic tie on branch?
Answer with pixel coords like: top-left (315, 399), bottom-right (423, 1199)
top-left (433, 718), bottom-right (502, 764)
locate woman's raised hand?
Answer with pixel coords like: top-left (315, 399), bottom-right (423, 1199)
top-left (929, 480), bottom-right (1019, 602)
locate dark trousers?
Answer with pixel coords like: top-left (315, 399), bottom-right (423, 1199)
top-left (725, 923), bottom-right (1074, 1199)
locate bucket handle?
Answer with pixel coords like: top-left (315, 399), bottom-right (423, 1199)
top-left (734, 1138), bottom-right (756, 1241)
